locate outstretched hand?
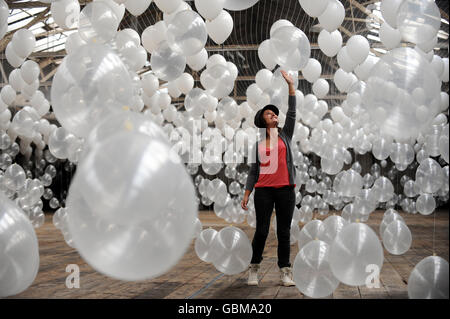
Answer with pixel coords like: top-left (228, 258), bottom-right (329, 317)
top-left (281, 70), bottom-right (294, 86)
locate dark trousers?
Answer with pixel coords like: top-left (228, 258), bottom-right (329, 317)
top-left (251, 185), bottom-right (296, 268)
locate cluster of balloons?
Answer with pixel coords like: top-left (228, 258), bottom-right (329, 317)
top-left (293, 219), bottom-right (383, 298)
top-left (195, 226), bottom-right (252, 275)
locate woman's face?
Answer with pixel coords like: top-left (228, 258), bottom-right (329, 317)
top-left (263, 109), bottom-right (278, 128)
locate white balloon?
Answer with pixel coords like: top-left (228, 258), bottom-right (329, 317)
top-left (269, 19), bottom-right (293, 37)
top-left (442, 58), bottom-right (449, 82)
top-left (381, 0), bottom-right (404, 28)
top-left (354, 55), bottom-right (379, 81)
top-left (11, 29), bottom-right (36, 59)
top-left (124, 0), bottom-right (151, 16)
top-left (318, 29), bottom-right (342, 57)
top-left (255, 69), bottom-right (273, 91)
top-left (346, 35), bottom-right (370, 65)
top-left (329, 222), bottom-right (384, 286)
top-left (5, 43), bottom-right (25, 68)
top-left (141, 21), bottom-right (167, 54)
top-left (0, 85), bottom-right (16, 105)
top-left (65, 32), bottom-right (87, 55)
top-left (206, 53), bottom-right (227, 69)
top-left (379, 22), bottom-right (401, 50)
top-left (175, 73), bottom-right (194, 95)
top-left (258, 39), bottom-right (277, 70)
top-left (333, 68), bottom-right (354, 93)
top-left (318, 0), bottom-right (345, 33)
top-left (97, 0), bottom-right (125, 22)
top-left (154, 0), bottom-right (182, 14)
top-left (302, 58), bottom-right (322, 83)
top-left (141, 73), bottom-right (159, 97)
top-left (223, 0), bottom-right (259, 11)
top-left (163, 1), bottom-right (192, 25)
top-left (20, 60), bottom-right (40, 85)
top-left (0, 192), bottom-right (40, 298)
top-left (206, 10), bottom-right (233, 45)
top-left (408, 256), bottom-right (449, 299)
top-left (8, 69), bottom-right (24, 92)
top-left (195, 0), bottom-right (224, 20)
top-left (51, 0), bottom-right (80, 29)
top-left (337, 46), bottom-right (358, 72)
top-left (430, 55), bottom-right (444, 79)
top-left (186, 48), bottom-right (208, 71)
top-left (299, 0), bottom-right (330, 18)
top-left (312, 79), bottom-right (329, 99)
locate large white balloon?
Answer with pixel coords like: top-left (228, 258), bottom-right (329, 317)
top-left (408, 256), bottom-right (449, 299)
top-left (0, 192), bottom-right (40, 297)
top-left (210, 226), bottom-right (252, 275)
top-left (67, 112), bottom-right (198, 281)
top-left (293, 240), bottom-right (340, 298)
top-left (397, 0), bottom-right (441, 45)
top-left (329, 222), bottom-right (384, 286)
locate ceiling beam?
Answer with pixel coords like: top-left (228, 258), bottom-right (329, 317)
top-left (0, 7), bottom-right (50, 52)
top-left (350, 0), bottom-right (383, 25)
top-left (7, 0), bottom-right (92, 9)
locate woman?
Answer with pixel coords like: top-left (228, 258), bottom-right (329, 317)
top-left (241, 70), bottom-right (297, 287)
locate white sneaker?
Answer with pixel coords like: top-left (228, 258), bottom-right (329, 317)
top-left (248, 264), bottom-right (259, 286)
top-left (280, 267), bottom-right (295, 287)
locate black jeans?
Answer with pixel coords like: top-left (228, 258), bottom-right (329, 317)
top-left (251, 185), bottom-right (296, 268)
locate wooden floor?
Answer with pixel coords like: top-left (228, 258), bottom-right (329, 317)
top-left (7, 209), bottom-right (449, 299)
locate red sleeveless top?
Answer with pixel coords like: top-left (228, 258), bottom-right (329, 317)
top-left (254, 136), bottom-right (296, 188)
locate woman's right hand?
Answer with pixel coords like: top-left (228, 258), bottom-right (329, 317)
top-left (241, 194), bottom-right (249, 211)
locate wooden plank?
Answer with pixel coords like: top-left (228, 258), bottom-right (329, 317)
top-left (332, 283), bottom-right (361, 299)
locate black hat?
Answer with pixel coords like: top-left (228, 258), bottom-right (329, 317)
top-left (254, 104), bottom-right (279, 128)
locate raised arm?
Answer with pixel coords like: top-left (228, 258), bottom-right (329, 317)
top-left (280, 70), bottom-right (296, 140)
